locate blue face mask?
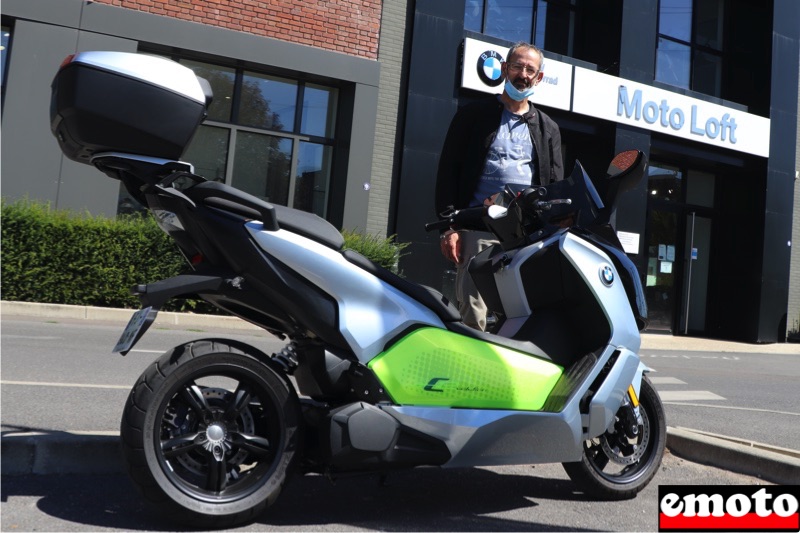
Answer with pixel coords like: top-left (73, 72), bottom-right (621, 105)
top-left (504, 80), bottom-right (535, 101)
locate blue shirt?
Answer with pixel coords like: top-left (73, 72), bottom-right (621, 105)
top-left (472, 107), bottom-right (535, 206)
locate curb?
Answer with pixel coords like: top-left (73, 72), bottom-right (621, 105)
top-left (3, 427), bottom-right (799, 482)
top-left (666, 426), bottom-right (800, 485)
top-left (0, 301), bottom-right (261, 331)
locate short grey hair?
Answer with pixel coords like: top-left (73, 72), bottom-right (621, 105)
top-left (506, 41), bottom-right (545, 71)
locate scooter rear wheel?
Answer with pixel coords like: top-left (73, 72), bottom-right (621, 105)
top-left (562, 375), bottom-right (665, 499)
top-left (120, 339), bottom-right (301, 527)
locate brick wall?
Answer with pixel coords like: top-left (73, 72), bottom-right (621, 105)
top-left (93, 0), bottom-right (382, 59)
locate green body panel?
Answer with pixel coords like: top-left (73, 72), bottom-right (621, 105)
top-left (368, 327), bottom-right (564, 410)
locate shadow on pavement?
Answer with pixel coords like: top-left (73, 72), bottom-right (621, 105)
top-left (1, 467), bottom-right (598, 532)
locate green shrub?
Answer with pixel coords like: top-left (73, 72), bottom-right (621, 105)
top-left (341, 229), bottom-right (409, 274)
top-left (1, 199), bottom-right (186, 310)
top-left (1, 199), bottom-right (408, 312)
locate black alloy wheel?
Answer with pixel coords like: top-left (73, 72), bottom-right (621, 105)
top-left (120, 339), bottom-right (301, 527)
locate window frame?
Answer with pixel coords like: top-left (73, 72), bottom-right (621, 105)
top-left (136, 48), bottom-right (340, 219)
top-left (655, 0), bottom-right (726, 97)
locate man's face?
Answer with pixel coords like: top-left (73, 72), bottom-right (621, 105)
top-left (502, 49), bottom-right (543, 90)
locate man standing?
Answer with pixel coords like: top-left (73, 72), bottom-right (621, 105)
top-left (436, 41), bottom-right (563, 330)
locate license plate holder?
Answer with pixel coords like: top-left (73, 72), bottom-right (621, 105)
top-left (113, 306), bottom-right (158, 355)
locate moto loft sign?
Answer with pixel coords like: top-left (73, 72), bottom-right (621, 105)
top-left (618, 86), bottom-right (738, 143)
top-left (461, 37), bottom-right (771, 158)
top-left (572, 67), bottom-right (770, 157)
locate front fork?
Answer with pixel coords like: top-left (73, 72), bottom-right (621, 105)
top-left (619, 361), bottom-right (648, 438)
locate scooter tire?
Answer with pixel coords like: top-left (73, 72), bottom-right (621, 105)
top-left (120, 339), bottom-right (301, 527)
top-left (562, 375), bottom-right (666, 500)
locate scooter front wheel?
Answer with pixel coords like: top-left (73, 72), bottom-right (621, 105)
top-left (562, 375), bottom-right (666, 499)
top-left (120, 339), bottom-right (301, 527)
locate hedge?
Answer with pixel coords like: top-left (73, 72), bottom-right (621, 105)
top-left (1, 199), bottom-right (407, 312)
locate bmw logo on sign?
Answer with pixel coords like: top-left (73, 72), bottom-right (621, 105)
top-left (477, 50), bottom-right (504, 87)
top-left (600, 265), bottom-right (615, 286)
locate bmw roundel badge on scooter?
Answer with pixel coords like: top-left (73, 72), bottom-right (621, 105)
top-left (50, 51), bottom-right (666, 527)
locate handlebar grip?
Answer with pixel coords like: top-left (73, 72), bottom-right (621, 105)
top-left (425, 219), bottom-right (452, 232)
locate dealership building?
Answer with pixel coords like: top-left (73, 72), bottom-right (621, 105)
top-left (2, 0), bottom-right (799, 343)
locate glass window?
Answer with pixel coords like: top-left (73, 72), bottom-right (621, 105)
top-left (466, 0), bottom-right (580, 57)
top-left (656, 38), bottom-right (691, 89)
top-left (1, 25), bottom-right (11, 94)
top-left (656, 0), bottom-right (724, 97)
top-left (294, 142), bottom-right (333, 217)
top-left (301, 84), bottom-right (338, 138)
top-left (239, 72), bottom-right (297, 131)
top-left (231, 132), bottom-right (292, 205)
top-left (535, 0), bottom-right (575, 56)
top-left (181, 59), bottom-right (235, 122)
top-left (692, 50), bottom-right (722, 96)
top-left (695, 0), bottom-right (723, 50)
top-left (183, 125), bottom-right (230, 182)
top-left (465, 0), bottom-right (485, 32)
top-left (534, 0), bottom-right (547, 46)
top-left (648, 163), bottom-right (683, 202)
top-left (140, 50), bottom-right (339, 219)
top-left (686, 169), bottom-right (715, 207)
top-left (658, 0), bottom-right (692, 42)
top-left (484, 0), bottom-right (534, 44)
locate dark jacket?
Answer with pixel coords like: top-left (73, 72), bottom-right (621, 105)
top-left (435, 97), bottom-right (563, 215)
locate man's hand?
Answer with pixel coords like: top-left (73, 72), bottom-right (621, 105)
top-left (440, 230), bottom-right (461, 264)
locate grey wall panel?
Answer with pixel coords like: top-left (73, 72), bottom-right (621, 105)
top-left (1, 19), bottom-right (135, 215)
top-left (1, 20), bottom-right (76, 207)
top-left (341, 82), bottom-right (379, 231)
top-left (1, 0), bottom-right (83, 27)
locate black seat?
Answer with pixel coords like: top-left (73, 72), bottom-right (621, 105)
top-left (188, 181), bottom-right (344, 250)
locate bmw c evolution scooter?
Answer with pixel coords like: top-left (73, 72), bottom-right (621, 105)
top-left (50, 51), bottom-right (666, 527)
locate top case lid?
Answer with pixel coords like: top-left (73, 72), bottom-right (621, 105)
top-left (69, 51), bottom-right (207, 105)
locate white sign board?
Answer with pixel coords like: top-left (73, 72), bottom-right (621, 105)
top-left (572, 67), bottom-right (771, 157)
top-left (461, 37), bottom-right (572, 111)
top-left (616, 231), bottom-right (640, 255)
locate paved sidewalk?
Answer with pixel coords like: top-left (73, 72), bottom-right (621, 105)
top-left (2, 301), bottom-right (799, 484)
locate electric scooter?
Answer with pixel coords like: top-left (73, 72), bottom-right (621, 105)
top-left (50, 51), bottom-right (666, 527)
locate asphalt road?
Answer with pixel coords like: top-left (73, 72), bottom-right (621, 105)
top-left (1, 317), bottom-right (285, 435)
top-left (638, 349), bottom-right (800, 451)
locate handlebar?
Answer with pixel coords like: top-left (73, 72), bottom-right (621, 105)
top-left (425, 206), bottom-right (488, 233)
top-left (424, 218), bottom-right (453, 232)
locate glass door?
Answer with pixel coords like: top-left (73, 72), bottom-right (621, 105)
top-left (645, 209), bottom-right (680, 332)
top-left (644, 163), bottom-right (715, 334)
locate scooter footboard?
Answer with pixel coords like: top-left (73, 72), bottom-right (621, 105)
top-left (585, 348), bottom-right (640, 438)
top-left (382, 406), bottom-right (586, 466)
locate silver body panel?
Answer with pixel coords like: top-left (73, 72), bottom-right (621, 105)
top-left (560, 232), bottom-right (641, 352)
top-left (246, 222), bottom-right (444, 363)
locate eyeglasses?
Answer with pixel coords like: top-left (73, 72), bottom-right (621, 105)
top-left (507, 63), bottom-right (539, 76)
